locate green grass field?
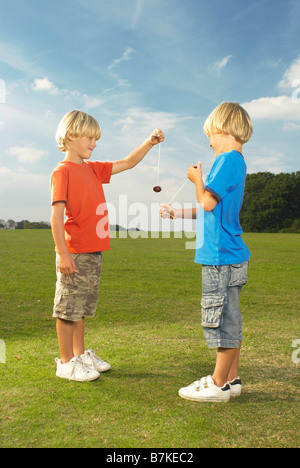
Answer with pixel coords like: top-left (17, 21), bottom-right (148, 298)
top-left (0, 230), bottom-right (299, 448)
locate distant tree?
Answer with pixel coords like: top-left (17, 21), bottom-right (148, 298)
top-left (23, 221), bottom-right (51, 229)
top-left (15, 220), bottom-right (30, 229)
top-left (5, 219), bottom-right (16, 230)
top-left (240, 172), bottom-right (300, 232)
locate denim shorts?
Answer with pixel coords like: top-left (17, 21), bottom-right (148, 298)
top-left (201, 262), bottom-right (249, 349)
top-left (53, 252), bottom-right (103, 322)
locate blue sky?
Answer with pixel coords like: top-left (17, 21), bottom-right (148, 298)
top-left (0, 0), bottom-right (300, 225)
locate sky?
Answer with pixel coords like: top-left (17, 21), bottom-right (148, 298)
top-left (0, 0), bottom-right (299, 228)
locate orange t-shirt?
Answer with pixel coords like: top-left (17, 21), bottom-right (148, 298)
top-left (50, 160), bottom-right (113, 253)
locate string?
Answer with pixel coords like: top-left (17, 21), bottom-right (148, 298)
top-left (156, 144), bottom-right (161, 186)
top-left (168, 180), bottom-right (188, 205)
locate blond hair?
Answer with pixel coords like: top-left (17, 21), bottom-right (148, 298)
top-left (203, 102), bottom-right (253, 144)
top-left (56, 110), bottom-right (101, 152)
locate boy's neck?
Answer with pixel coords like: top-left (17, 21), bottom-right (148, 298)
top-left (220, 143), bottom-right (243, 156)
top-left (64, 151), bottom-right (84, 164)
top-left (215, 134), bottom-right (243, 158)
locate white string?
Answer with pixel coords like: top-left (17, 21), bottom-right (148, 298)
top-left (168, 180), bottom-right (188, 205)
top-left (156, 144), bottom-right (161, 186)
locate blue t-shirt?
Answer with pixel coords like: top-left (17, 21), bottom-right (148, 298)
top-left (195, 150), bottom-right (250, 266)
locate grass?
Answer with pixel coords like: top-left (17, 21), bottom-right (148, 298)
top-left (0, 230), bottom-right (299, 448)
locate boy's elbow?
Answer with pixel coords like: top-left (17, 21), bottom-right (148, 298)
top-left (125, 157), bottom-right (137, 170)
top-left (202, 196), bottom-right (218, 212)
top-left (112, 158), bottom-right (133, 174)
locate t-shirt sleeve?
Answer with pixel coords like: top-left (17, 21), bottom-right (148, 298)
top-left (50, 170), bottom-right (68, 205)
top-left (204, 154), bottom-right (235, 202)
top-left (87, 161), bottom-right (113, 184)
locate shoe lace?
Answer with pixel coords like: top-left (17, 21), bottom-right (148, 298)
top-left (70, 356), bottom-right (84, 379)
top-left (86, 349), bottom-right (96, 359)
top-left (86, 349), bottom-right (104, 364)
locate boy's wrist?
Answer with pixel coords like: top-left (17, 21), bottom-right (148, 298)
top-left (55, 248), bottom-right (70, 256)
top-left (172, 209), bottom-right (181, 219)
top-left (145, 137), bottom-right (156, 148)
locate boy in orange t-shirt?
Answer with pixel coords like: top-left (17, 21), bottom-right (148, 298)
top-left (50, 110), bottom-right (164, 382)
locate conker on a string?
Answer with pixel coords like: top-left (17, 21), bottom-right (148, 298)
top-left (153, 186), bottom-right (162, 193)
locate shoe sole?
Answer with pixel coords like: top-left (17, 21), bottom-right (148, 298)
top-left (97, 365), bottom-right (111, 373)
top-left (178, 390), bottom-right (230, 403)
top-left (56, 372), bottom-right (100, 382)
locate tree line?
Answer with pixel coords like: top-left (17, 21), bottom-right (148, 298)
top-left (1, 172), bottom-right (299, 233)
top-left (0, 220), bottom-right (51, 230)
top-left (240, 172), bottom-right (300, 233)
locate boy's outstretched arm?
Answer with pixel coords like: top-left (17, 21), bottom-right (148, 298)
top-left (160, 204), bottom-right (199, 219)
top-left (111, 129), bottom-right (164, 175)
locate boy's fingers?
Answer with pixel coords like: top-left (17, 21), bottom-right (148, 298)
top-left (151, 128), bottom-right (165, 144)
top-left (60, 262), bottom-right (76, 275)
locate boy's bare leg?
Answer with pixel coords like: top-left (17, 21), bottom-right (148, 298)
top-left (73, 317), bottom-right (85, 357)
top-left (56, 318), bottom-right (75, 363)
top-left (56, 317), bottom-right (85, 363)
top-left (227, 341), bottom-right (242, 382)
top-left (212, 346), bottom-right (239, 387)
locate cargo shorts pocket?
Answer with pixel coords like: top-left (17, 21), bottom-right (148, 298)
top-left (201, 295), bottom-right (225, 328)
top-left (53, 282), bottom-right (78, 314)
top-left (228, 262), bottom-right (249, 287)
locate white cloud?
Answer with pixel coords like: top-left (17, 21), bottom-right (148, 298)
top-left (0, 166), bottom-right (51, 221)
top-left (7, 146), bottom-right (47, 164)
top-left (246, 145), bottom-right (293, 174)
top-left (107, 47), bottom-right (135, 71)
top-left (0, 166), bottom-right (11, 175)
top-left (112, 107), bottom-right (193, 149)
top-left (213, 55), bottom-right (233, 71)
top-left (31, 77), bottom-right (59, 95)
top-left (278, 55), bottom-right (300, 89)
top-left (83, 94), bottom-right (106, 109)
top-left (242, 56), bottom-right (300, 121)
top-left (108, 72), bottom-right (131, 87)
top-left (132, 0), bottom-right (144, 29)
top-left (242, 95), bottom-right (300, 120)
top-left (0, 78), bottom-right (6, 103)
top-left (107, 47), bottom-right (135, 87)
top-left (282, 122), bottom-right (300, 131)
top-left (0, 43), bottom-right (38, 75)
top-left (116, 107), bottom-right (192, 131)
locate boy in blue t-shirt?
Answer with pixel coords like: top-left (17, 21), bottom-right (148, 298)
top-left (160, 102), bottom-right (253, 402)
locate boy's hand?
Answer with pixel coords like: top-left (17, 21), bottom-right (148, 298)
top-left (149, 128), bottom-right (165, 146)
top-left (160, 203), bottom-right (176, 219)
top-left (111, 128), bottom-right (165, 175)
top-left (58, 252), bottom-right (76, 276)
top-left (187, 162), bottom-right (202, 184)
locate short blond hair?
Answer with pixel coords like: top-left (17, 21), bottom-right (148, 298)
top-left (56, 110), bottom-right (101, 152)
top-left (203, 102), bottom-right (253, 144)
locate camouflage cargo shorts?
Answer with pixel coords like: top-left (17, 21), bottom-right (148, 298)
top-left (53, 252), bottom-right (103, 322)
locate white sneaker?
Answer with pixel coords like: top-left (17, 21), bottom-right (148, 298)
top-left (178, 375), bottom-right (231, 402)
top-left (55, 356), bottom-right (100, 382)
top-left (228, 377), bottom-right (242, 397)
top-left (81, 349), bottom-right (111, 373)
